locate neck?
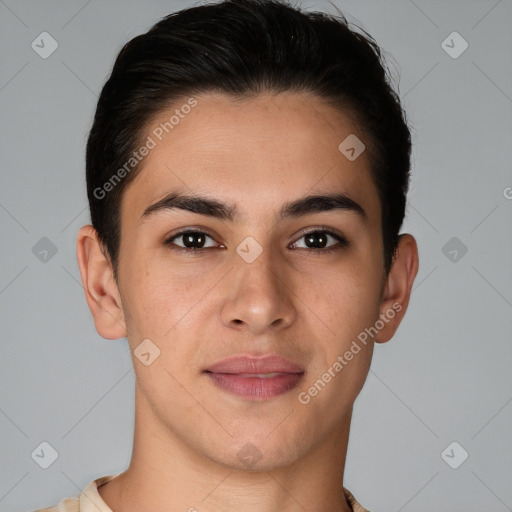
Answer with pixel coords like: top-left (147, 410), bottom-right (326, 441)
top-left (99, 387), bottom-right (354, 512)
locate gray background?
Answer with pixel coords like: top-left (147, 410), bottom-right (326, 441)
top-left (1, 0), bottom-right (511, 510)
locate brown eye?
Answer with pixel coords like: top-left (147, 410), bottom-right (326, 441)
top-left (290, 229), bottom-right (349, 253)
top-left (165, 230), bottom-right (219, 252)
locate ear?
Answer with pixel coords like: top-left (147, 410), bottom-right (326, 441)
top-left (76, 224), bottom-right (127, 340)
top-left (374, 233), bottom-right (419, 344)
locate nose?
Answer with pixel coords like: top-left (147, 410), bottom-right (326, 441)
top-left (220, 245), bottom-right (297, 335)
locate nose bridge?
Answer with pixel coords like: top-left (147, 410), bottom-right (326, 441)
top-left (221, 236), bottom-right (295, 332)
top-left (235, 237), bottom-right (285, 297)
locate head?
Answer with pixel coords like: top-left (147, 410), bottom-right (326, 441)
top-left (77, 0), bottom-right (418, 472)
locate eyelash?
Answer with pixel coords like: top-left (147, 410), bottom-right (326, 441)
top-left (164, 227), bottom-right (349, 255)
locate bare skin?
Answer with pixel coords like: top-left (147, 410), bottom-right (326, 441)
top-left (77, 91), bottom-right (418, 512)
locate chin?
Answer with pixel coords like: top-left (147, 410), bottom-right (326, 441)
top-left (206, 432), bottom-right (307, 473)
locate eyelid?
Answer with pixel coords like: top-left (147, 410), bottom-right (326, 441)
top-left (165, 228), bottom-right (224, 250)
top-left (165, 226), bottom-right (223, 241)
top-left (289, 226), bottom-right (350, 251)
top-left (291, 225), bottom-right (348, 243)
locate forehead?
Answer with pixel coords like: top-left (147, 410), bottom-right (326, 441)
top-left (121, 91), bottom-right (380, 225)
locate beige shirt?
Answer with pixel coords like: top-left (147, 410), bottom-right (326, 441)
top-left (34, 473), bottom-right (372, 512)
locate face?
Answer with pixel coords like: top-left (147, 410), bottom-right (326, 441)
top-left (104, 91), bottom-right (393, 470)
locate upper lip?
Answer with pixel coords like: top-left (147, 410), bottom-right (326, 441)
top-left (205, 354), bottom-right (305, 374)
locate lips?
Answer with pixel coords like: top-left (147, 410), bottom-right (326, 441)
top-left (204, 355), bottom-right (305, 400)
top-left (205, 354), bottom-right (305, 374)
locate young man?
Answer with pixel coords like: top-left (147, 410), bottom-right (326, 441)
top-left (35, 0), bottom-right (418, 510)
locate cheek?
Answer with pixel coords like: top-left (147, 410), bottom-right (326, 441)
top-left (309, 260), bottom-right (382, 330)
top-left (120, 260), bottom-right (216, 364)
top-left (118, 259), bottom-right (173, 343)
top-left (298, 264), bottom-right (379, 407)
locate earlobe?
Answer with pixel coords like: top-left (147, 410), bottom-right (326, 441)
top-left (76, 224), bottom-right (127, 340)
top-left (374, 233), bottom-right (419, 344)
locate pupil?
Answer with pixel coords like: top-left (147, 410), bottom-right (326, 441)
top-left (184, 233), bottom-right (205, 248)
top-left (306, 232), bottom-right (327, 248)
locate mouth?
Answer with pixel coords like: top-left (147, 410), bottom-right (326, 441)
top-left (204, 354), bottom-right (305, 400)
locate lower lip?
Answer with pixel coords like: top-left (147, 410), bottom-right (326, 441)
top-left (206, 372), bottom-right (304, 400)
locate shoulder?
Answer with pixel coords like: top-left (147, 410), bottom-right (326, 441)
top-left (28, 473), bottom-right (119, 512)
top-left (344, 486), bottom-right (373, 512)
top-left (29, 496), bottom-right (79, 512)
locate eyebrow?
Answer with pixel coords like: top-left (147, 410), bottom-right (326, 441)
top-left (140, 191), bottom-right (367, 223)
